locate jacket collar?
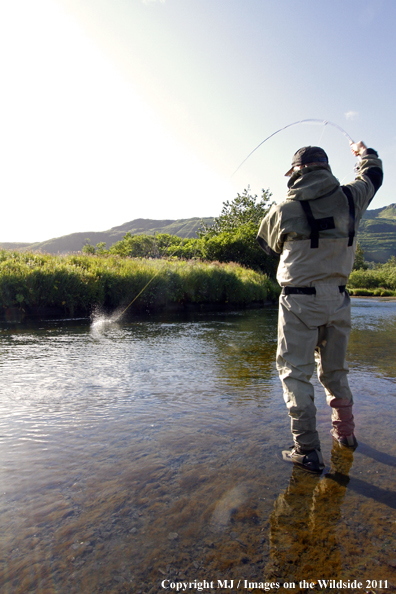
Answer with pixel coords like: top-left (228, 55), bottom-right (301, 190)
top-left (287, 165), bottom-right (339, 201)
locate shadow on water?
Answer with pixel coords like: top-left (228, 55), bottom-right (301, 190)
top-left (357, 441), bottom-right (396, 469)
top-left (1, 302), bottom-right (396, 592)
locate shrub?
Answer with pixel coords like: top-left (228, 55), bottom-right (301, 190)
top-left (0, 250), bottom-right (280, 318)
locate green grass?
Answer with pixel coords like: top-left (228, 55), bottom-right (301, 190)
top-left (348, 288), bottom-right (395, 297)
top-left (347, 260), bottom-right (396, 296)
top-left (0, 250), bottom-right (280, 318)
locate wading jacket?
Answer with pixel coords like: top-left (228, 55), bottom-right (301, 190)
top-left (257, 150), bottom-right (383, 288)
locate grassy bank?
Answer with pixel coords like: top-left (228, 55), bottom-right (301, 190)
top-left (0, 250), bottom-right (280, 320)
top-left (347, 258), bottom-right (396, 296)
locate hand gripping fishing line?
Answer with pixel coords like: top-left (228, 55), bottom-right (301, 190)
top-left (231, 119), bottom-right (354, 177)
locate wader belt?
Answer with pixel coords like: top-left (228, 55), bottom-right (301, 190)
top-left (282, 285), bottom-right (346, 296)
top-left (300, 185), bottom-right (355, 248)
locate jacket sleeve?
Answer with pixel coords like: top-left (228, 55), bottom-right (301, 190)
top-left (256, 205), bottom-right (283, 256)
top-left (344, 149), bottom-right (383, 219)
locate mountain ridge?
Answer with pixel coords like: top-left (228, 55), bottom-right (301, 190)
top-left (1, 204), bottom-right (396, 262)
top-left (0, 218), bottom-right (215, 254)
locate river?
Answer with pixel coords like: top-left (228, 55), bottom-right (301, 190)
top-left (1, 299), bottom-right (396, 593)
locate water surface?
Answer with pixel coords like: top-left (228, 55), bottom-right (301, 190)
top-left (1, 300), bottom-right (396, 593)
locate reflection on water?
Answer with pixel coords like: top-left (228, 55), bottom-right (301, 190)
top-left (1, 301), bottom-right (396, 593)
top-left (267, 443), bottom-right (354, 583)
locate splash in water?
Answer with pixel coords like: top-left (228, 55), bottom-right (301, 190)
top-left (90, 307), bottom-right (124, 336)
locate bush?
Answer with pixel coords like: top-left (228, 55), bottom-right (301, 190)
top-left (347, 255), bottom-right (396, 296)
top-left (348, 261), bottom-right (396, 291)
top-left (106, 188), bottom-right (279, 276)
top-left (0, 250), bottom-right (280, 318)
top-left (109, 226), bottom-right (278, 277)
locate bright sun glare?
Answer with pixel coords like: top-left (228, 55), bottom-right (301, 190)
top-left (0, 0), bottom-right (233, 242)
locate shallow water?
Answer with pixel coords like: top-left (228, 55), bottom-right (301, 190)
top-left (1, 300), bottom-right (396, 593)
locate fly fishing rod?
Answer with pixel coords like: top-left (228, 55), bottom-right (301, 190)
top-left (231, 118), bottom-right (354, 177)
top-left (109, 120), bottom-right (354, 323)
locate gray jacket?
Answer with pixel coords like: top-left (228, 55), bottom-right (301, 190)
top-left (257, 149), bottom-right (383, 287)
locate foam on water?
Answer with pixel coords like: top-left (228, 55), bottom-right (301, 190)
top-left (89, 307), bottom-right (124, 337)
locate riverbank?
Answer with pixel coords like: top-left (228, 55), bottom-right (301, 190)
top-left (348, 288), bottom-right (396, 297)
top-left (348, 262), bottom-right (396, 296)
top-left (0, 250), bottom-right (280, 321)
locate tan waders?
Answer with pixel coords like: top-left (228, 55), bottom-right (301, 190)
top-left (277, 285), bottom-right (355, 452)
top-left (257, 146), bottom-right (383, 462)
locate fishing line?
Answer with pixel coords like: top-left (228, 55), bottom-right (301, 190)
top-left (96, 120), bottom-right (354, 326)
top-left (113, 269), bottom-right (161, 321)
top-left (231, 118), bottom-right (354, 178)
top-left (111, 240), bottom-right (186, 322)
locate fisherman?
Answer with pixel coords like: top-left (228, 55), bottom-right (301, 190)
top-left (257, 141), bottom-right (383, 473)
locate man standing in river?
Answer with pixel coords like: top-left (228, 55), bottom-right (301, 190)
top-left (257, 141), bottom-right (383, 473)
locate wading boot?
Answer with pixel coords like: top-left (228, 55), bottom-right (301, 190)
top-left (282, 447), bottom-right (325, 474)
top-left (331, 431), bottom-right (358, 450)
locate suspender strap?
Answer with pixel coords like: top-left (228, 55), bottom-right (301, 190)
top-left (300, 200), bottom-right (319, 248)
top-left (341, 186), bottom-right (356, 247)
top-left (300, 186), bottom-right (354, 249)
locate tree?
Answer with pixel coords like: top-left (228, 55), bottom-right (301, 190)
top-left (82, 240), bottom-right (108, 255)
top-left (198, 188), bottom-right (278, 276)
top-left (95, 242), bottom-right (107, 255)
top-left (353, 242), bottom-right (368, 270)
top-left (198, 187), bottom-right (273, 238)
top-left (82, 239), bottom-right (95, 255)
top-left (109, 233), bottom-right (157, 258)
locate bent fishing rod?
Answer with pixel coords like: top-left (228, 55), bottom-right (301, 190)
top-left (231, 118), bottom-right (354, 178)
top-left (113, 119), bottom-right (354, 322)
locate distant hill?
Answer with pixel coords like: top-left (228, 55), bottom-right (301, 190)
top-left (0, 218), bottom-right (215, 255)
top-left (359, 203), bottom-right (396, 262)
top-left (362, 203), bottom-right (396, 221)
top-left (0, 242), bottom-right (32, 250)
top-left (1, 205), bottom-right (396, 262)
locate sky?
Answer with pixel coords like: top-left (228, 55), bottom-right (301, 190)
top-left (0, 0), bottom-right (395, 243)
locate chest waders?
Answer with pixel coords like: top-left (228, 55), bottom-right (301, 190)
top-left (259, 148), bottom-right (383, 469)
top-left (277, 186), bottom-right (357, 456)
top-left (281, 187), bottom-right (356, 297)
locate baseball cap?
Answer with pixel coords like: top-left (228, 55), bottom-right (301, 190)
top-left (285, 146), bottom-right (329, 176)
